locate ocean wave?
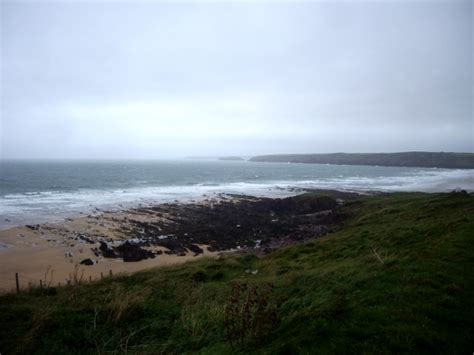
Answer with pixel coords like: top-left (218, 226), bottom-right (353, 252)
top-left (0, 168), bottom-right (472, 229)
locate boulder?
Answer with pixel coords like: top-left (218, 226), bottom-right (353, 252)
top-left (188, 244), bottom-right (204, 255)
top-left (116, 241), bottom-right (155, 262)
top-left (99, 241), bottom-right (117, 258)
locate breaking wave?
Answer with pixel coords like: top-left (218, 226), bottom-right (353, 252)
top-left (0, 163), bottom-right (472, 229)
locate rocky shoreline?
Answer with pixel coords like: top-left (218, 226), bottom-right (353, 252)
top-left (71, 190), bottom-right (362, 263)
top-left (0, 190), bottom-right (365, 290)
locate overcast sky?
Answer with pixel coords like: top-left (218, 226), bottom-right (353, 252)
top-left (0, 0), bottom-right (472, 159)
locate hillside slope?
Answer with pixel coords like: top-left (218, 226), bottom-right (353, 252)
top-left (0, 192), bottom-right (473, 354)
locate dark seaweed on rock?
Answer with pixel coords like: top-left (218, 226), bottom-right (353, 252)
top-left (117, 193), bottom-right (348, 256)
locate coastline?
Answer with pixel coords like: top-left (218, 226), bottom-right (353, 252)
top-left (0, 191), bottom-right (357, 292)
top-left (249, 152), bottom-right (474, 169)
top-left (1, 185), bottom-right (471, 292)
top-left (1, 191), bottom-right (473, 353)
top-left (2, 160), bottom-right (474, 232)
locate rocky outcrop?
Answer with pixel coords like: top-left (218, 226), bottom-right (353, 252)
top-left (115, 241), bottom-right (155, 262)
top-left (117, 193), bottom-right (349, 256)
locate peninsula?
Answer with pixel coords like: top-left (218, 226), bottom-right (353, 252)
top-left (249, 152), bottom-right (474, 169)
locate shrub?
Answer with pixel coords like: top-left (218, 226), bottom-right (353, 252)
top-left (224, 282), bottom-right (282, 348)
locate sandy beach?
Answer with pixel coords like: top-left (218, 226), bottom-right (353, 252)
top-left (0, 210), bottom-right (217, 292)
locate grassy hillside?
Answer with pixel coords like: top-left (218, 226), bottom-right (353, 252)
top-left (249, 152), bottom-right (474, 169)
top-left (1, 192), bottom-right (473, 354)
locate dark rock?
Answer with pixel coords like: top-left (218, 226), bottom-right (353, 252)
top-left (99, 241), bottom-right (117, 258)
top-left (80, 258), bottom-right (94, 266)
top-left (155, 238), bottom-right (188, 255)
top-left (77, 234), bottom-right (95, 244)
top-left (187, 244), bottom-right (203, 255)
top-left (110, 193), bottom-right (346, 257)
top-left (116, 241), bottom-right (155, 262)
top-left (26, 224), bottom-right (40, 231)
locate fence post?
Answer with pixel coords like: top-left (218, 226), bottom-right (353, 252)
top-left (15, 273), bottom-right (20, 294)
top-left (109, 269), bottom-right (112, 277)
top-left (100, 272), bottom-right (104, 280)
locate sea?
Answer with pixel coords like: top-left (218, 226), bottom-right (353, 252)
top-left (0, 159), bottom-right (473, 229)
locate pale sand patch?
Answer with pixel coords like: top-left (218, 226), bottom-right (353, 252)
top-left (0, 197), bottom-right (246, 292)
top-left (0, 221), bottom-right (217, 292)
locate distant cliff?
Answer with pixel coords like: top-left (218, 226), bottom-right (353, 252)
top-left (218, 156), bottom-right (245, 161)
top-left (249, 152), bottom-right (474, 169)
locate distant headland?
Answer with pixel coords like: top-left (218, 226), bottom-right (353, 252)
top-left (218, 156), bottom-right (245, 161)
top-left (249, 152), bottom-right (474, 169)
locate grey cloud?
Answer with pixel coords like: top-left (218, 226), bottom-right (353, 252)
top-left (1, 0), bottom-right (472, 159)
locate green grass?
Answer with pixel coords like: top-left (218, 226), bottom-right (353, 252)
top-left (1, 192), bottom-right (473, 354)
